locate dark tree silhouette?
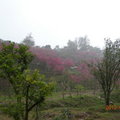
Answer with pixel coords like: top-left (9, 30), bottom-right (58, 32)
top-left (22, 33), bottom-right (35, 47)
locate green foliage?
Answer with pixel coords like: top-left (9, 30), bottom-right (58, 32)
top-left (0, 103), bottom-right (23, 120)
top-left (0, 69), bottom-right (54, 120)
top-left (93, 39), bottom-right (120, 105)
top-left (0, 42), bottom-right (33, 90)
top-left (0, 42), bottom-right (54, 120)
top-left (23, 69), bottom-right (54, 102)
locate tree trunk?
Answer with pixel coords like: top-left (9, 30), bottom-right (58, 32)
top-left (35, 106), bottom-right (39, 120)
top-left (105, 95), bottom-right (110, 105)
top-left (24, 86), bottom-right (29, 120)
top-left (69, 88), bottom-right (72, 98)
top-left (62, 92), bottom-right (65, 99)
top-left (24, 111), bottom-right (29, 120)
top-left (105, 91), bottom-right (110, 105)
top-left (77, 90), bottom-right (78, 96)
top-left (16, 93), bottom-right (23, 120)
top-left (106, 99), bottom-right (110, 105)
top-left (93, 87), bottom-right (96, 95)
top-left (69, 92), bottom-right (72, 98)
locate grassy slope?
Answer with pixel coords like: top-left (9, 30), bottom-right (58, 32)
top-left (40, 94), bottom-right (120, 120)
top-left (0, 93), bottom-right (120, 120)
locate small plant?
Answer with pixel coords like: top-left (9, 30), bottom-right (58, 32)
top-left (53, 108), bottom-right (74, 120)
top-left (75, 85), bottom-right (84, 96)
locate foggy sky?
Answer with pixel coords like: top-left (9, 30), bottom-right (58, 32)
top-left (0, 0), bottom-right (120, 49)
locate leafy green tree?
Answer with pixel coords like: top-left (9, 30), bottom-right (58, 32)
top-left (0, 42), bottom-right (33, 97)
top-left (22, 69), bottom-right (54, 120)
top-left (0, 42), bottom-right (54, 120)
top-left (93, 39), bottom-right (120, 105)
